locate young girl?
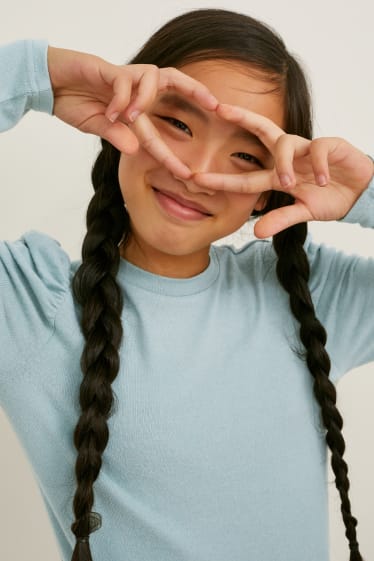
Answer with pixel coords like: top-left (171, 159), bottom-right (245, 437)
top-left (1, 8), bottom-right (373, 561)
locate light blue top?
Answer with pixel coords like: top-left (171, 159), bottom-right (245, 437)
top-left (1, 40), bottom-right (373, 561)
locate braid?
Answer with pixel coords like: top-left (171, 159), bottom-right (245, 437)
top-left (70, 142), bottom-right (127, 560)
top-left (272, 221), bottom-right (364, 561)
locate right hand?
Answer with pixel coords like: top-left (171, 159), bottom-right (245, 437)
top-left (47, 46), bottom-right (218, 178)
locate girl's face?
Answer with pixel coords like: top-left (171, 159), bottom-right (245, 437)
top-left (118, 60), bottom-right (284, 277)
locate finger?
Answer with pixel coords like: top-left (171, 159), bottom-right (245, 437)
top-left (106, 63), bottom-right (218, 126)
top-left (254, 202), bottom-right (313, 238)
top-left (123, 65), bottom-right (160, 122)
top-left (192, 169), bottom-right (274, 194)
top-left (81, 114), bottom-right (140, 154)
top-left (131, 113), bottom-right (192, 178)
top-left (273, 134), bottom-right (311, 187)
top-left (309, 138), bottom-right (332, 186)
top-left (159, 67), bottom-right (218, 110)
top-left (103, 69), bottom-right (133, 123)
top-left (216, 103), bottom-right (284, 151)
top-left (103, 64), bottom-right (160, 122)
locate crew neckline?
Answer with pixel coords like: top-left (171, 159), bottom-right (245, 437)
top-left (117, 246), bottom-right (220, 296)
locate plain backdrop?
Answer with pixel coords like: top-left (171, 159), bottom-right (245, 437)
top-left (0, 0), bottom-right (373, 560)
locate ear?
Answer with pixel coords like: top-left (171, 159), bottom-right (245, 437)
top-left (254, 192), bottom-right (270, 212)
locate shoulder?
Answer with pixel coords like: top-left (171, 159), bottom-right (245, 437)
top-left (212, 231), bottom-right (372, 291)
top-left (0, 230), bottom-right (78, 366)
top-left (0, 229), bottom-right (73, 294)
top-left (303, 232), bottom-right (374, 289)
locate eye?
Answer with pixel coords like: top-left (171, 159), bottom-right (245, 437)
top-left (157, 116), bottom-right (192, 136)
top-left (232, 152), bottom-right (264, 168)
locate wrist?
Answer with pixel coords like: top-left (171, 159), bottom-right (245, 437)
top-left (47, 46), bottom-right (66, 95)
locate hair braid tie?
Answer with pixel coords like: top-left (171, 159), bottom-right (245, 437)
top-left (71, 511), bottom-right (102, 560)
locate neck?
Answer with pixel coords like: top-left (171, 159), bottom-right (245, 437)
top-left (119, 239), bottom-right (210, 279)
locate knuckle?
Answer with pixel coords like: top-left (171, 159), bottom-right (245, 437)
top-left (274, 134), bottom-right (291, 162)
top-left (162, 66), bottom-right (178, 75)
top-left (239, 180), bottom-right (249, 194)
top-left (275, 133), bottom-right (294, 147)
top-left (309, 137), bottom-right (330, 156)
top-left (135, 63), bottom-right (158, 72)
top-left (144, 64), bottom-right (159, 77)
top-left (141, 135), bottom-right (157, 151)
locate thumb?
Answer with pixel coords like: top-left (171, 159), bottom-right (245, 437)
top-left (254, 202), bottom-right (312, 238)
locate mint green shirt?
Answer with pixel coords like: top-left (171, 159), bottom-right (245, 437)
top-left (1, 40), bottom-right (373, 561)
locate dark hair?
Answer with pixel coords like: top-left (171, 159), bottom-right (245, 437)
top-left (70, 8), bottom-right (364, 561)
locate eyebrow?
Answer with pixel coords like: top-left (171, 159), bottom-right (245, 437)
top-left (158, 93), bottom-right (210, 123)
top-left (157, 93), bottom-right (267, 151)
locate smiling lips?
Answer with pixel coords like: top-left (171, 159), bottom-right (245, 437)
top-left (152, 187), bottom-right (213, 221)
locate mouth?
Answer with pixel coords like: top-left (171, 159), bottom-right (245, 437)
top-left (152, 187), bottom-right (213, 221)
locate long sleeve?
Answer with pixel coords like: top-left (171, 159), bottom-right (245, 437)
top-left (0, 231), bottom-right (72, 391)
top-left (0, 39), bottom-right (53, 132)
top-left (306, 176), bottom-right (374, 377)
top-left (339, 171), bottom-right (374, 228)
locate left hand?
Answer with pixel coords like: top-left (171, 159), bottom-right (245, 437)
top-left (193, 103), bottom-right (374, 238)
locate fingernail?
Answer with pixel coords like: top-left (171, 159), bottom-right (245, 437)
top-left (129, 110), bottom-right (140, 123)
top-left (317, 174), bottom-right (327, 186)
top-left (280, 174), bottom-right (291, 187)
top-left (108, 112), bottom-right (119, 123)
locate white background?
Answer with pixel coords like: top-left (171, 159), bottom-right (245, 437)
top-left (0, 0), bottom-right (373, 560)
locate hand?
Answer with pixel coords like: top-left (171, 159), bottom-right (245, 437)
top-left (193, 103), bottom-right (374, 238)
top-left (47, 46), bottom-right (218, 178)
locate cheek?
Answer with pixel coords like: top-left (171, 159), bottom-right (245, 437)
top-left (118, 150), bottom-right (155, 189)
top-left (226, 193), bottom-right (261, 222)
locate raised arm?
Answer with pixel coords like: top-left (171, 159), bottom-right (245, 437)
top-left (0, 40), bottom-right (219, 177)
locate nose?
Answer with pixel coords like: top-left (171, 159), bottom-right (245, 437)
top-left (174, 145), bottom-right (221, 196)
top-left (174, 174), bottom-right (215, 196)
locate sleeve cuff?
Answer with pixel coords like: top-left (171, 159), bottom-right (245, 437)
top-left (0, 39), bottom-right (54, 131)
top-left (340, 171), bottom-right (374, 228)
top-left (26, 39), bottom-right (54, 115)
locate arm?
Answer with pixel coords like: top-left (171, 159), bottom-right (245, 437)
top-left (0, 40), bottom-right (218, 176)
top-left (0, 40), bottom-right (52, 131)
top-left (339, 173), bottom-right (374, 228)
top-left (305, 176), bottom-right (374, 376)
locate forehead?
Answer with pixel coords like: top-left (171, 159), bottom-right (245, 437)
top-left (177, 59), bottom-right (284, 128)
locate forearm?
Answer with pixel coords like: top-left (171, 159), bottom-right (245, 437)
top-left (0, 39), bottom-right (53, 132)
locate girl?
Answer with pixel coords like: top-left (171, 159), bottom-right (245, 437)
top-left (1, 8), bottom-right (373, 561)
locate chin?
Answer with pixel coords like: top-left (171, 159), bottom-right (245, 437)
top-left (153, 241), bottom-right (206, 257)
